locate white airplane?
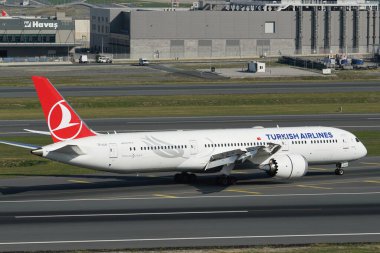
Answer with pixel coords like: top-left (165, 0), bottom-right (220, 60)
top-left (0, 76), bottom-right (367, 185)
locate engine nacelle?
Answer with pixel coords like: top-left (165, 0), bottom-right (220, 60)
top-left (264, 154), bottom-right (308, 179)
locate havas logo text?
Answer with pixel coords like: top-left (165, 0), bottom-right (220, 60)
top-left (24, 21), bottom-right (58, 30)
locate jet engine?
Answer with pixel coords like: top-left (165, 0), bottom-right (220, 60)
top-left (264, 154), bottom-right (308, 179)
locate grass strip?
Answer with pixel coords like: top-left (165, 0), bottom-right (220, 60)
top-left (0, 92), bottom-right (379, 119)
top-left (47, 243), bottom-right (380, 253)
top-left (354, 131), bottom-right (380, 157)
top-left (0, 67), bottom-right (379, 87)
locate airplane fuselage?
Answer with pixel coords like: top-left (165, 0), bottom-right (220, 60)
top-left (41, 126), bottom-right (367, 174)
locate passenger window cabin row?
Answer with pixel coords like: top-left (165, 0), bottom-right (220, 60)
top-left (128, 139), bottom-right (339, 152)
top-left (204, 142), bottom-right (266, 148)
top-left (138, 145), bottom-right (188, 151)
top-left (292, 139), bottom-right (338, 144)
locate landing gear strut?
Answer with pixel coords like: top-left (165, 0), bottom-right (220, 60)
top-left (335, 163), bottom-right (344, 176)
top-left (215, 163), bottom-right (237, 186)
top-left (174, 172), bottom-right (197, 184)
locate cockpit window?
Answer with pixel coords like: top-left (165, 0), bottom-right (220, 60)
top-left (355, 138), bottom-right (360, 143)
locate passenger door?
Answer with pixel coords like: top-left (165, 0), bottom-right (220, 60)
top-left (109, 143), bottom-right (118, 158)
top-left (341, 134), bottom-right (349, 150)
top-left (280, 139), bottom-right (289, 151)
top-left (189, 140), bottom-right (199, 155)
top-left (108, 143), bottom-right (118, 167)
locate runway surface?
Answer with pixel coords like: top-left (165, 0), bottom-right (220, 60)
top-left (1, 81), bottom-right (380, 97)
top-left (1, 113), bottom-right (379, 137)
top-left (0, 156), bottom-right (379, 251)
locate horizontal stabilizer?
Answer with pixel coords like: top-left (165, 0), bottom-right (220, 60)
top-left (0, 140), bottom-right (41, 150)
top-left (24, 129), bottom-right (51, 136)
top-left (50, 145), bottom-right (85, 156)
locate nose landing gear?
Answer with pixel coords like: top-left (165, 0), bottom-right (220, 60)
top-left (335, 167), bottom-right (344, 175)
top-left (335, 162), bottom-right (348, 175)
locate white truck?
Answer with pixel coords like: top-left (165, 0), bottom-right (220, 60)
top-left (96, 55), bottom-right (112, 63)
top-left (139, 58), bottom-right (149, 66)
top-left (79, 55), bottom-right (88, 64)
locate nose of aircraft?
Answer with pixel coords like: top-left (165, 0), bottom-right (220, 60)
top-left (360, 143), bottom-right (368, 158)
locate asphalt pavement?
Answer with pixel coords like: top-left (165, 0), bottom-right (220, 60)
top-left (1, 81), bottom-right (380, 97)
top-left (0, 156), bottom-right (379, 251)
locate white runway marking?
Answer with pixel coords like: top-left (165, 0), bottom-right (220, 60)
top-left (334, 126), bottom-right (380, 128)
top-left (15, 210), bottom-right (248, 219)
top-left (1, 191), bottom-right (380, 203)
top-left (0, 232), bottom-right (379, 245)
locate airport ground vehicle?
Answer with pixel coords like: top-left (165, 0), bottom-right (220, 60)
top-left (139, 58), bottom-right (149, 66)
top-left (79, 55), bottom-right (88, 63)
top-left (96, 55), bottom-right (112, 63)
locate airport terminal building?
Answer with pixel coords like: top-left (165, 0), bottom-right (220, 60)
top-left (0, 12), bottom-right (76, 59)
top-left (90, 0), bottom-right (380, 60)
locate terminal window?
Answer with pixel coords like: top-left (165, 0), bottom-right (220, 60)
top-left (0, 34), bottom-right (55, 43)
top-left (265, 22), bottom-right (275, 34)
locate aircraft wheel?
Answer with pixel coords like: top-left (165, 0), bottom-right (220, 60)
top-left (180, 172), bottom-right (190, 183)
top-left (216, 176), bottom-right (234, 186)
top-left (174, 172), bottom-right (190, 183)
top-left (174, 173), bottom-right (181, 183)
top-left (220, 176), bottom-right (229, 186)
top-left (189, 173), bottom-right (197, 183)
top-left (335, 168), bottom-right (344, 175)
top-left (228, 176), bottom-right (237, 185)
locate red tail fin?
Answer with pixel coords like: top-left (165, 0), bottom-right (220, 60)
top-left (32, 76), bottom-right (96, 143)
top-left (1, 10), bottom-right (8, 17)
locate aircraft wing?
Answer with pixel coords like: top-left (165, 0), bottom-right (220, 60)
top-left (205, 143), bottom-right (281, 170)
top-left (0, 140), bottom-right (41, 150)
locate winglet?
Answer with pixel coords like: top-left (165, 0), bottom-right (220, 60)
top-left (32, 76), bottom-right (96, 143)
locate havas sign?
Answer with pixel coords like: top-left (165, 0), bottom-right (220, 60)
top-left (24, 21), bottom-right (58, 30)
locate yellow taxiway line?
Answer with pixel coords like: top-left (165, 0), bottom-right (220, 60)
top-left (154, 194), bottom-right (177, 199)
top-left (308, 167), bottom-right (328, 171)
top-left (361, 162), bottom-right (380, 166)
top-left (68, 180), bottom-right (91, 184)
top-left (226, 189), bottom-right (261, 195)
top-left (365, 180), bottom-right (380, 184)
top-left (297, 184), bottom-right (333, 190)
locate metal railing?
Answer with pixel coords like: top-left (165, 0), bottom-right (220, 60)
top-left (0, 56), bottom-right (70, 63)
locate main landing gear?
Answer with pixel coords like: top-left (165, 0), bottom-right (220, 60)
top-left (215, 175), bottom-right (237, 186)
top-left (173, 172), bottom-right (237, 186)
top-left (174, 172), bottom-right (197, 184)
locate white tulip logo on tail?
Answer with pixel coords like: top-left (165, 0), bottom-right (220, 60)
top-left (48, 100), bottom-right (83, 141)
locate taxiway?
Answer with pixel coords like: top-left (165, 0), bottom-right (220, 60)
top-left (0, 156), bottom-right (379, 251)
top-left (1, 81), bottom-right (380, 97)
